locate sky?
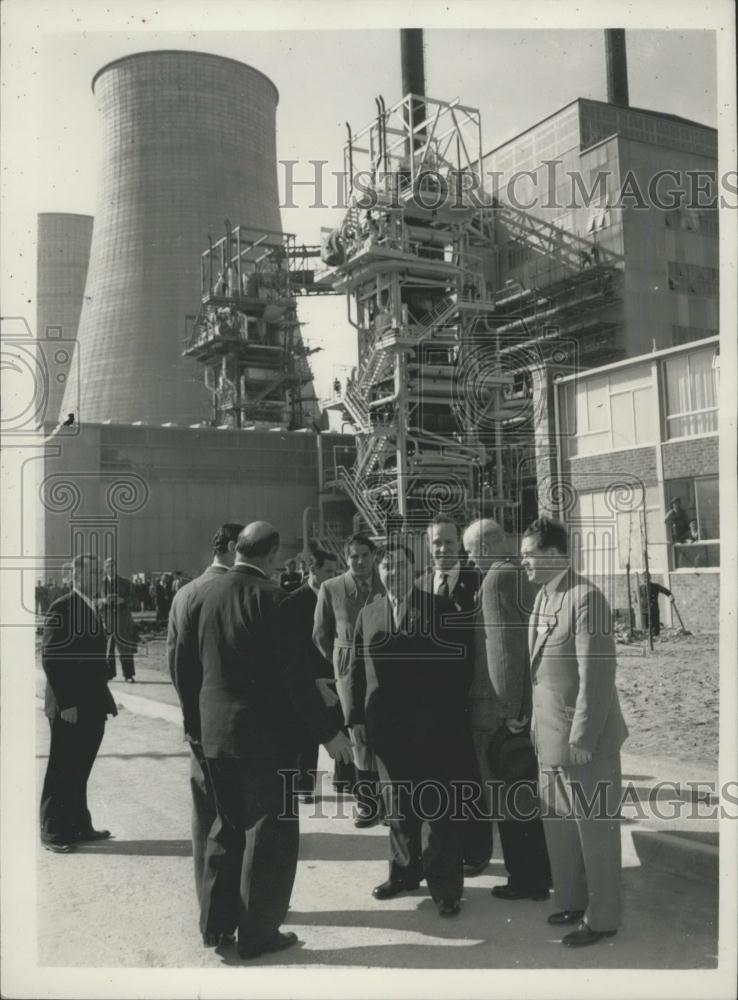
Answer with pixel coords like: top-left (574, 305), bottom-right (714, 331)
top-left (2, 2), bottom-right (725, 401)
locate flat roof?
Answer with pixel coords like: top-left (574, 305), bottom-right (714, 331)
top-left (555, 335), bottom-right (719, 384)
top-left (484, 96), bottom-right (716, 159)
top-left (91, 50), bottom-right (279, 104)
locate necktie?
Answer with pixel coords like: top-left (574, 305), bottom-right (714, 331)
top-left (437, 573), bottom-right (450, 598)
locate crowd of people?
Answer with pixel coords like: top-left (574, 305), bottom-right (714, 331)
top-left (39, 513), bottom-right (628, 961)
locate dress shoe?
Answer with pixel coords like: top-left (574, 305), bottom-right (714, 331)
top-left (202, 931), bottom-right (235, 948)
top-left (491, 883), bottom-right (550, 901)
top-left (354, 812), bottom-right (380, 828)
top-left (438, 898), bottom-right (461, 917)
top-left (42, 841), bottom-right (75, 854)
top-left (463, 859), bottom-right (489, 877)
top-left (372, 879), bottom-right (420, 900)
top-left (125, 677), bottom-right (135, 683)
top-left (299, 793), bottom-right (315, 804)
top-left (547, 909), bottom-right (586, 926)
top-left (562, 921), bottom-right (617, 947)
top-left (238, 930), bottom-right (298, 960)
top-left (75, 828), bottom-right (112, 842)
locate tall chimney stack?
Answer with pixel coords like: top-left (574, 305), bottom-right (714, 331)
top-left (400, 29), bottom-right (426, 152)
top-left (605, 29), bottom-right (630, 106)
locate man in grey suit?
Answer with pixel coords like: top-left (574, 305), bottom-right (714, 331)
top-left (313, 532), bottom-right (385, 826)
top-left (521, 517), bottom-right (628, 948)
top-left (167, 521), bottom-right (244, 948)
top-left (463, 519), bottom-right (551, 901)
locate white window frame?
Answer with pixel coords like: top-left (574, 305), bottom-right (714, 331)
top-left (662, 348), bottom-right (719, 441)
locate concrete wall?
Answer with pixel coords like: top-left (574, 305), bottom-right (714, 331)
top-left (39, 424), bottom-right (320, 579)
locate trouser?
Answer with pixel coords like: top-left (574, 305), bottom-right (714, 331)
top-left (375, 754), bottom-right (463, 901)
top-left (295, 730), bottom-right (320, 795)
top-left (188, 742), bottom-right (218, 904)
top-left (106, 635), bottom-right (135, 679)
top-left (473, 728), bottom-right (551, 891)
top-left (538, 753), bottom-right (622, 932)
top-left (201, 755), bottom-right (299, 949)
top-left (456, 733), bottom-right (494, 866)
top-left (40, 715), bottom-right (105, 844)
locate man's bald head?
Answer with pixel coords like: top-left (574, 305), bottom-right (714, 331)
top-left (236, 521), bottom-right (281, 561)
top-left (463, 518), bottom-right (505, 571)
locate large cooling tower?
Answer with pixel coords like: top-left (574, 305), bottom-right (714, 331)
top-left (37, 213), bottom-right (93, 425)
top-left (63, 51), bottom-right (282, 425)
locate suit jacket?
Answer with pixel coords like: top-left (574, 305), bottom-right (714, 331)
top-left (167, 563), bottom-right (228, 743)
top-left (528, 571), bottom-right (628, 766)
top-left (282, 583), bottom-right (335, 682)
top-left (198, 564), bottom-right (342, 759)
top-left (416, 562), bottom-right (481, 614)
top-left (346, 588), bottom-right (472, 776)
top-left (42, 591), bottom-right (118, 722)
top-left (313, 569), bottom-right (385, 720)
top-left (98, 574), bottom-right (138, 650)
top-left (471, 558), bottom-right (533, 732)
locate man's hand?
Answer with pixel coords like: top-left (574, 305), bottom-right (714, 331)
top-left (323, 730), bottom-right (353, 764)
top-left (315, 677), bottom-right (339, 708)
top-left (669, 595), bottom-right (676, 604)
top-left (60, 707), bottom-right (78, 724)
top-left (351, 723), bottom-right (367, 748)
top-left (569, 744), bottom-right (592, 766)
top-left (506, 715), bottom-right (529, 734)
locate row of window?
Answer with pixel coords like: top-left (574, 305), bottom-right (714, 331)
top-left (667, 261), bottom-right (719, 297)
top-left (562, 345), bottom-right (719, 456)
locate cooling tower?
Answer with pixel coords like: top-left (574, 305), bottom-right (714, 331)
top-left (36, 213), bottom-right (93, 425)
top-left (63, 50), bottom-right (282, 425)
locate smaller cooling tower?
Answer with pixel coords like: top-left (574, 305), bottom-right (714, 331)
top-left (36, 213), bottom-right (93, 425)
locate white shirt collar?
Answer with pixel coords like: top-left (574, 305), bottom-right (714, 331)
top-left (434, 562), bottom-right (460, 595)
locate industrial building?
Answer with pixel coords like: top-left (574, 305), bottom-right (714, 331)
top-left (35, 35), bottom-right (721, 626)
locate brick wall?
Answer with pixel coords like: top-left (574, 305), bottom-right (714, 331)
top-left (565, 447), bottom-right (658, 489)
top-left (668, 573), bottom-right (720, 632)
top-left (662, 436), bottom-right (719, 480)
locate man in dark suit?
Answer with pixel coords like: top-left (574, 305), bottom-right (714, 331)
top-left (347, 541), bottom-right (473, 917)
top-left (198, 522), bottom-right (353, 960)
top-left (416, 513), bottom-right (491, 877)
top-left (282, 544), bottom-right (341, 802)
top-left (40, 553), bottom-right (118, 853)
top-left (167, 521), bottom-right (244, 948)
top-left (521, 517), bottom-right (628, 948)
top-left (98, 558), bottom-right (138, 682)
top-left (313, 532), bottom-right (385, 826)
top-left (463, 519), bottom-right (551, 902)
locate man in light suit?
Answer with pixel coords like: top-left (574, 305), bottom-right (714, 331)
top-left (313, 532), bottom-right (385, 826)
top-left (463, 519), bottom-right (551, 901)
top-left (416, 513), bottom-right (491, 877)
top-left (521, 517), bottom-right (628, 948)
top-left (167, 521), bottom-right (244, 948)
top-left (40, 553), bottom-right (118, 852)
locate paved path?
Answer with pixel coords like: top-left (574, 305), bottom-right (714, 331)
top-left (32, 689), bottom-right (719, 972)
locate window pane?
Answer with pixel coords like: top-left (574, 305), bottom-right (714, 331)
top-left (633, 387), bottom-right (655, 443)
top-left (689, 350), bottom-right (717, 411)
top-left (664, 355), bottom-right (690, 416)
top-left (695, 476), bottom-right (719, 539)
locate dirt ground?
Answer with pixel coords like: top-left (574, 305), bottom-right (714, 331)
top-left (133, 622), bottom-right (720, 768)
top-left (614, 629), bottom-right (719, 766)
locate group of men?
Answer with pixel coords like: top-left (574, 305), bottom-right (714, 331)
top-left (39, 511), bottom-right (628, 961)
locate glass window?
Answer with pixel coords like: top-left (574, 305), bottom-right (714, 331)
top-left (666, 475), bottom-right (719, 568)
top-left (695, 476), bottom-right (719, 539)
top-left (663, 348), bottom-right (718, 438)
